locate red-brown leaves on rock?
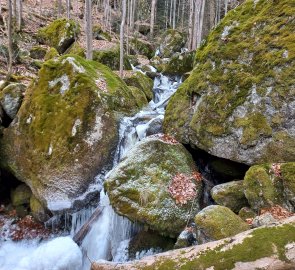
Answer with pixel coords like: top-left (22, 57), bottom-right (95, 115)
top-left (168, 172), bottom-right (202, 205)
top-left (270, 163), bottom-right (282, 178)
top-left (260, 205), bottom-right (294, 220)
top-left (153, 134), bottom-right (179, 144)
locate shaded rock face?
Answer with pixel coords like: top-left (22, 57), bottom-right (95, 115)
top-left (92, 217), bottom-right (295, 270)
top-left (244, 162), bottom-right (295, 212)
top-left (211, 180), bottom-right (248, 213)
top-left (0, 83), bottom-right (25, 120)
top-left (37, 19), bottom-right (80, 54)
top-left (105, 136), bottom-right (203, 237)
top-left (164, 0), bottom-right (295, 165)
top-left (1, 55), bottom-right (142, 213)
top-left (194, 205), bottom-right (249, 243)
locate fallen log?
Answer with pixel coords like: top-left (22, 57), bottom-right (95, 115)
top-left (73, 206), bottom-right (104, 246)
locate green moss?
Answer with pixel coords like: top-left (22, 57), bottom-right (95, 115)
top-left (93, 25), bottom-right (112, 41)
top-left (159, 29), bottom-right (186, 58)
top-left (37, 19), bottom-right (80, 53)
top-left (281, 163), bottom-right (295, 207)
top-left (123, 72), bottom-right (154, 101)
top-left (244, 164), bottom-right (285, 211)
top-left (129, 38), bottom-right (154, 59)
top-left (163, 51), bottom-right (195, 75)
top-left (44, 47), bottom-right (59, 61)
top-left (140, 223), bottom-right (295, 270)
top-left (11, 184), bottom-right (32, 206)
top-left (128, 86), bottom-right (148, 108)
top-left (93, 46), bottom-right (132, 70)
top-left (65, 42), bottom-right (85, 57)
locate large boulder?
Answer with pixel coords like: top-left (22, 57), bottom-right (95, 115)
top-left (0, 83), bottom-right (25, 119)
top-left (244, 162), bottom-right (295, 212)
top-left (92, 216), bottom-right (295, 270)
top-left (194, 205), bottom-right (249, 242)
top-left (158, 29), bottom-right (186, 58)
top-left (211, 180), bottom-right (248, 213)
top-left (162, 51), bottom-right (195, 75)
top-left (105, 135), bottom-right (203, 237)
top-left (129, 38), bottom-right (155, 59)
top-left (0, 55), bottom-right (143, 213)
top-left (164, 0), bottom-right (295, 165)
top-left (37, 19), bottom-right (80, 54)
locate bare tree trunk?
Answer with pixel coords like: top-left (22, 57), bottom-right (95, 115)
top-left (192, 0), bottom-right (201, 50)
top-left (66, 0), bottom-right (70, 19)
top-left (85, 0), bottom-right (92, 60)
top-left (17, 0), bottom-right (22, 31)
top-left (57, 0), bottom-right (62, 17)
top-left (225, 0), bottom-right (228, 15)
top-left (169, 0), bottom-right (172, 27)
top-left (120, 0), bottom-right (126, 78)
top-left (197, 0), bottom-right (205, 47)
top-left (7, 0), bottom-right (13, 78)
top-left (188, 0), bottom-right (194, 50)
top-left (172, 0), bottom-right (176, 29)
top-left (12, 0), bottom-right (16, 17)
top-left (150, 0), bottom-right (157, 37)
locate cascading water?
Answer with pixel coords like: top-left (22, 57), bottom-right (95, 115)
top-left (0, 72), bottom-right (182, 270)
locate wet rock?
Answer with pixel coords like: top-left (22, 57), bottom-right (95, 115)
top-left (0, 83), bottom-right (25, 119)
top-left (174, 224), bottom-right (197, 249)
top-left (163, 0), bottom-right (295, 165)
top-left (1, 55), bottom-right (142, 213)
top-left (194, 205), bottom-right (249, 243)
top-left (211, 180), bottom-right (248, 213)
top-left (146, 117), bottom-right (163, 136)
top-left (37, 19), bottom-right (80, 53)
top-left (105, 136), bottom-right (203, 237)
top-left (30, 195), bottom-right (51, 222)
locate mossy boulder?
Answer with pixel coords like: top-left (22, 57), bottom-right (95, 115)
top-left (128, 86), bottom-right (148, 109)
top-left (93, 47), bottom-right (132, 70)
top-left (65, 42), bottom-right (85, 57)
top-left (0, 83), bottom-right (25, 119)
top-left (105, 136), bottom-right (203, 237)
top-left (1, 55), bottom-right (142, 213)
top-left (239, 207), bottom-right (256, 221)
top-left (30, 46), bottom-right (47, 59)
top-left (30, 195), bottom-right (51, 222)
top-left (211, 180), bottom-right (248, 213)
top-left (44, 47), bottom-right (59, 61)
top-left (37, 19), bottom-right (80, 54)
top-left (92, 217), bottom-right (295, 270)
top-left (244, 162), bottom-right (295, 211)
top-left (93, 25), bottom-right (111, 41)
top-left (158, 29), bottom-right (186, 58)
top-left (194, 205), bottom-right (249, 242)
top-left (123, 71), bottom-right (154, 101)
top-left (162, 51), bottom-right (195, 75)
top-left (129, 38), bottom-right (154, 59)
top-left (164, 0), bottom-right (295, 165)
top-left (11, 184), bottom-right (32, 206)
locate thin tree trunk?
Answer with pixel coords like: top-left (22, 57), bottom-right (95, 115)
top-left (169, 0), bottom-right (172, 27)
top-left (120, 0), bottom-right (126, 78)
top-left (192, 0), bottom-right (201, 50)
top-left (66, 0), bottom-right (70, 19)
top-left (57, 0), bottom-right (62, 17)
top-left (85, 0), bottom-right (92, 60)
top-left (181, 0), bottom-right (185, 29)
top-left (188, 0), bottom-right (194, 50)
top-left (17, 0), bottom-right (22, 31)
top-left (197, 0), bottom-right (205, 48)
top-left (150, 0), bottom-right (157, 37)
top-left (172, 0), bottom-right (176, 29)
top-left (12, 0), bottom-right (16, 17)
top-left (7, 0), bottom-right (13, 78)
top-left (225, 0), bottom-right (228, 15)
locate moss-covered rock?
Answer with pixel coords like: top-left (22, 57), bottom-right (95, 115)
top-left (30, 195), bottom-right (51, 222)
top-left (93, 25), bottom-right (112, 41)
top-left (11, 184), bottom-right (32, 206)
top-left (0, 83), bottom-right (25, 119)
top-left (244, 162), bottom-right (295, 211)
top-left (211, 180), bottom-right (248, 213)
top-left (123, 72), bottom-right (154, 101)
top-left (1, 55), bottom-right (142, 213)
top-left (164, 0), bottom-right (295, 165)
top-left (29, 46), bottom-right (47, 59)
top-left (37, 19), bottom-right (80, 54)
top-left (158, 29), bottom-right (186, 58)
top-left (65, 42), bottom-right (85, 57)
top-left (195, 205), bottom-right (249, 242)
top-left (93, 46), bottom-right (132, 70)
top-left (44, 47), bottom-right (59, 61)
top-left (128, 86), bottom-right (148, 109)
top-left (92, 217), bottom-right (295, 270)
top-left (239, 207), bottom-right (256, 221)
top-left (105, 136), bottom-right (203, 237)
top-left (162, 51), bottom-right (195, 75)
top-left (129, 38), bottom-right (155, 59)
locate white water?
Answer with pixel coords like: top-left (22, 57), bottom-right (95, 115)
top-left (0, 73), bottom-right (182, 270)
